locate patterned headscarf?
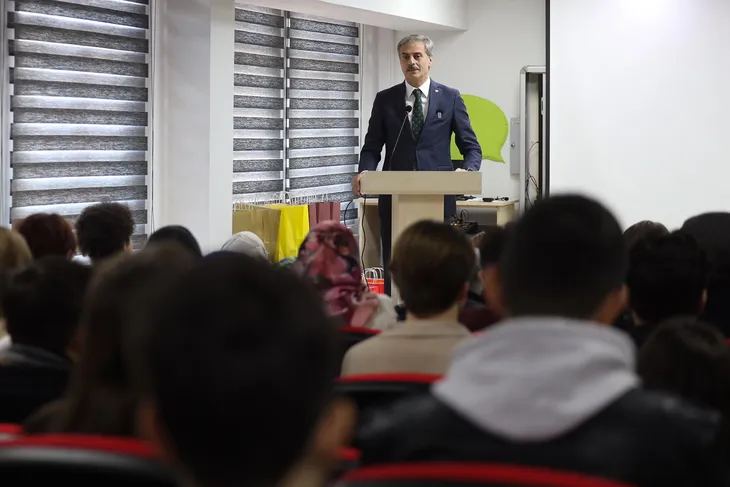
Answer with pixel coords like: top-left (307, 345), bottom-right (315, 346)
top-left (292, 221), bottom-right (379, 327)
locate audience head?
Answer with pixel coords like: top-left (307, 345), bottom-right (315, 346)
top-left (639, 317), bottom-right (730, 417)
top-left (15, 213), bottom-right (76, 259)
top-left (142, 252), bottom-right (353, 487)
top-left (292, 222), bottom-right (377, 326)
top-left (146, 225), bottom-right (202, 258)
top-left (389, 220), bottom-right (475, 319)
top-left (221, 231), bottom-right (268, 260)
top-left (0, 257), bottom-right (92, 357)
top-left (682, 212), bottom-right (730, 335)
top-left (623, 220), bottom-right (669, 251)
top-left (48, 244), bottom-right (196, 436)
top-left (627, 231), bottom-right (709, 324)
top-left (477, 224), bottom-right (512, 316)
top-left (495, 194), bottom-right (627, 323)
top-left (0, 227), bottom-right (32, 273)
top-left (75, 203), bottom-right (134, 263)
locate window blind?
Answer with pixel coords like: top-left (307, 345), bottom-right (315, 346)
top-left (285, 12), bottom-right (359, 226)
top-left (233, 4), bottom-right (285, 202)
top-left (6, 0), bottom-right (149, 247)
top-left (233, 5), bottom-right (360, 227)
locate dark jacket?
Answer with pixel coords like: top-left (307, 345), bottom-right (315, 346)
top-left (359, 391), bottom-right (727, 486)
top-left (358, 318), bottom-right (729, 486)
top-left (0, 344), bottom-right (70, 423)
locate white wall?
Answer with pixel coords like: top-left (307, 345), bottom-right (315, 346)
top-left (391, 0), bottom-right (546, 200)
top-left (254, 0), bottom-right (468, 30)
top-left (152, 0), bottom-right (234, 252)
top-left (549, 0), bottom-right (730, 230)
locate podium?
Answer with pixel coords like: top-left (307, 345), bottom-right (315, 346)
top-left (360, 171), bottom-right (482, 301)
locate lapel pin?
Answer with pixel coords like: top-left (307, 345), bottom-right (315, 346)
top-left (435, 89), bottom-right (439, 93)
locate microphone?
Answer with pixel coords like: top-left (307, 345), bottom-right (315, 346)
top-left (389, 105), bottom-right (412, 167)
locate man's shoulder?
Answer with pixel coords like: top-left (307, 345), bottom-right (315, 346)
top-left (376, 83), bottom-right (403, 100)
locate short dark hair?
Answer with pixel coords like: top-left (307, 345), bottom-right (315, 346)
top-left (390, 220), bottom-right (475, 317)
top-left (0, 257), bottom-right (92, 354)
top-left (75, 203), bottom-right (134, 262)
top-left (146, 225), bottom-right (202, 258)
top-left (500, 194), bottom-right (627, 318)
top-left (147, 252), bottom-right (339, 487)
top-left (628, 231), bottom-right (709, 323)
top-left (639, 317), bottom-right (730, 416)
top-left (16, 213), bottom-right (76, 259)
top-left (623, 220), bottom-right (668, 251)
top-left (478, 223), bottom-right (513, 269)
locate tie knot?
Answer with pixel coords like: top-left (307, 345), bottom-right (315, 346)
top-left (413, 88), bottom-right (422, 97)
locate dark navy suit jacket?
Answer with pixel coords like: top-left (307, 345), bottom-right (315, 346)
top-left (358, 80), bottom-right (482, 173)
top-left (358, 80), bottom-right (481, 293)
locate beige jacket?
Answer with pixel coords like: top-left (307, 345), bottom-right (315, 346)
top-left (341, 319), bottom-right (471, 376)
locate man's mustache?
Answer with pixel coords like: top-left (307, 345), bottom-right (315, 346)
top-left (407, 65), bottom-right (420, 71)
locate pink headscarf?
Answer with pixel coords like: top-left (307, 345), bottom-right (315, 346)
top-left (292, 221), bottom-right (380, 327)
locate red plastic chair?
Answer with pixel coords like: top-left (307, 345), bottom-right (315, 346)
top-left (0, 424), bottom-right (21, 441)
top-left (335, 463), bottom-right (636, 487)
top-left (0, 434), bottom-right (175, 487)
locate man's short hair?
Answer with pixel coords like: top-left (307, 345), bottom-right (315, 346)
top-left (623, 220), bottom-right (669, 251)
top-left (16, 213), bottom-right (76, 259)
top-left (627, 231), bottom-right (709, 323)
top-left (146, 252), bottom-right (339, 487)
top-left (0, 257), bottom-right (92, 354)
top-left (75, 203), bottom-right (134, 262)
top-left (390, 220), bottom-right (475, 317)
top-left (500, 194), bottom-right (627, 319)
top-left (397, 34), bottom-right (434, 57)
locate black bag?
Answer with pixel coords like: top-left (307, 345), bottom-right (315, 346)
top-left (450, 210), bottom-right (480, 235)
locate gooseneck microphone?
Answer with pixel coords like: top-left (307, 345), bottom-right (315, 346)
top-left (389, 105), bottom-right (412, 166)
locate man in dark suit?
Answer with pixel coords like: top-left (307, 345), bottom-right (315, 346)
top-left (353, 34), bottom-right (482, 295)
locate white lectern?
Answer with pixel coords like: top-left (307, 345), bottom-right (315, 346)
top-left (360, 171), bottom-right (482, 301)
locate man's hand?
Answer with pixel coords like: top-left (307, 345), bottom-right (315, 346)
top-left (352, 172), bottom-right (363, 196)
top-left (455, 168), bottom-right (467, 172)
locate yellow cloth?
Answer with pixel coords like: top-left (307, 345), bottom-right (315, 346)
top-left (267, 204), bottom-right (310, 262)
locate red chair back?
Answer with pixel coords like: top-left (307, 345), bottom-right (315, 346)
top-left (0, 434), bottom-right (175, 487)
top-left (336, 463), bottom-right (636, 487)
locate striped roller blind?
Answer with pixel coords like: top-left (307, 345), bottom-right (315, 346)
top-left (233, 4), bottom-right (285, 202)
top-left (6, 0), bottom-right (149, 247)
top-left (286, 13), bottom-right (359, 226)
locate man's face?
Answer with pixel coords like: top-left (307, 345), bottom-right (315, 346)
top-left (399, 41), bottom-right (432, 87)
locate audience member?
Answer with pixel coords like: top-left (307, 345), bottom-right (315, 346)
top-left (0, 228), bottom-right (32, 350)
top-left (639, 317), bottom-right (730, 426)
top-left (146, 225), bottom-right (202, 258)
top-left (222, 231), bottom-right (268, 260)
top-left (682, 212), bottom-right (730, 336)
top-left (15, 213), bottom-right (76, 259)
top-left (139, 252), bottom-right (355, 487)
top-left (358, 195), bottom-right (727, 486)
top-left (626, 231), bottom-right (709, 346)
top-left (24, 245), bottom-right (195, 436)
top-left (75, 202), bottom-right (134, 264)
top-left (623, 220), bottom-right (669, 251)
top-left (0, 257), bottom-right (92, 423)
top-left (459, 224), bottom-right (511, 332)
top-left (341, 220), bottom-right (472, 376)
top-left (292, 222), bottom-right (396, 330)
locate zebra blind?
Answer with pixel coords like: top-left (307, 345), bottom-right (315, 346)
top-left (233, 4), bottom-right (284, 202)
top-left (6, 0), bottom-right (149, 247)
top-left (233, 4), bottom-right (359, 227)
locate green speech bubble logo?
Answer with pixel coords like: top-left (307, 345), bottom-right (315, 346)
top-left (450, 94), bottom-right (508, 163)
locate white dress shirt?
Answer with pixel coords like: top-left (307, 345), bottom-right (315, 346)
top-left (405, 77), bottom-right (431, 124)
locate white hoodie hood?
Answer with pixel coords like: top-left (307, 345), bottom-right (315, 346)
top-left (433, 317), bottom-right (639, 442)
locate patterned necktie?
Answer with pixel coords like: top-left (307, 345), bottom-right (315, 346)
top-left (411, 88), bottom-right (424, 141)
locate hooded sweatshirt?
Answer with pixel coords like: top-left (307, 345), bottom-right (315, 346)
top-left (433, 317), bottom-right (640, 442)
